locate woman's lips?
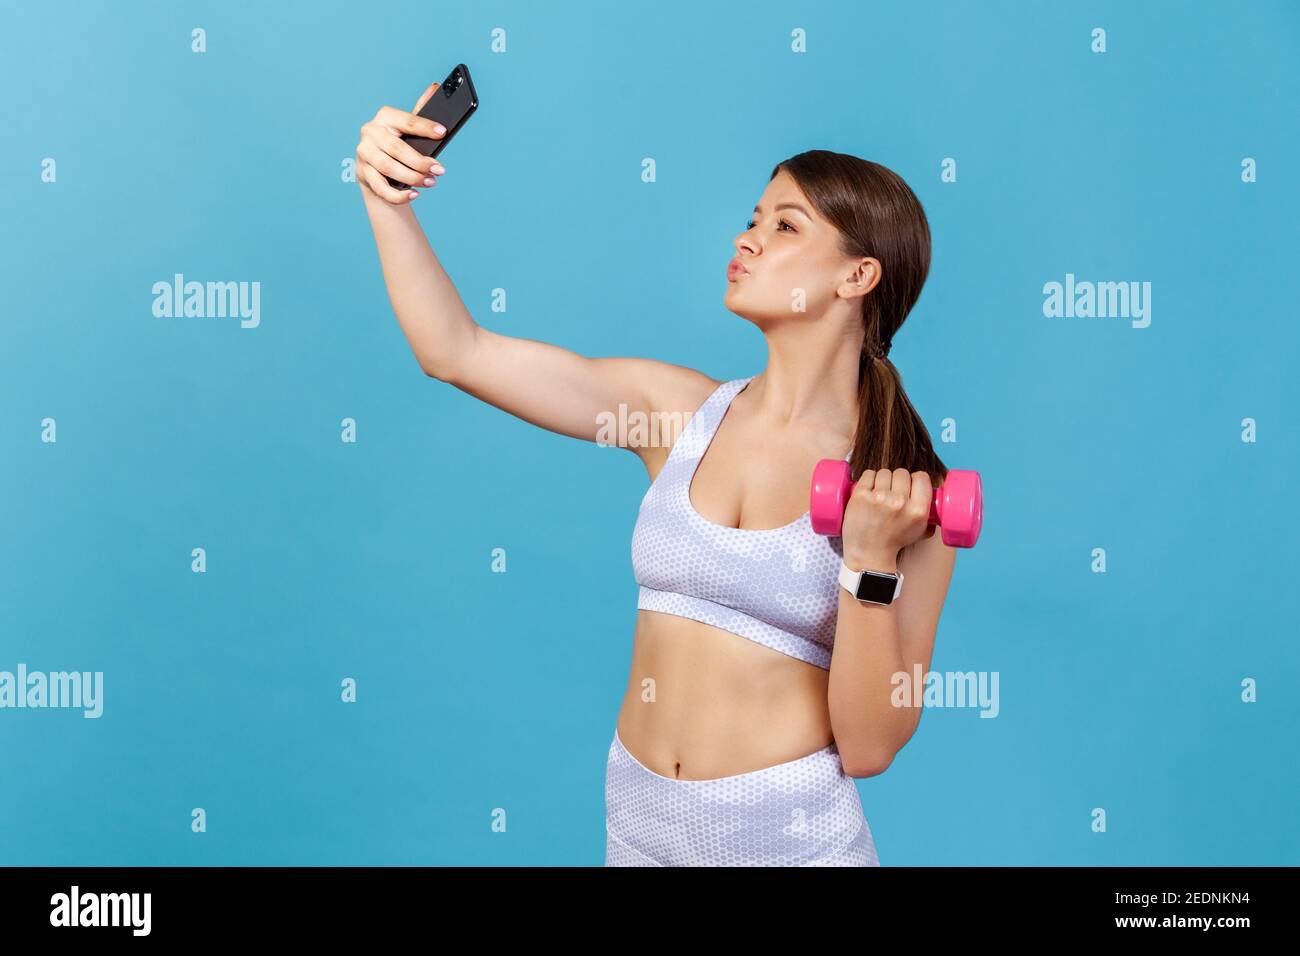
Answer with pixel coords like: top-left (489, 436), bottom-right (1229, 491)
top-left (727, 259), bottom-right (750, 281)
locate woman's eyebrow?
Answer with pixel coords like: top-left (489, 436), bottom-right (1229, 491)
top-left (752, 202), bottom-right (812, 220)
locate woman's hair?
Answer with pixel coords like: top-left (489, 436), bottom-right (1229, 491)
top-left (770, 149), bottom-right (948, 487)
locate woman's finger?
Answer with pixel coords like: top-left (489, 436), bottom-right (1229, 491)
top-left (890, 468), bottom-right (911, 510)
top-left (411, 81), bottom-right (440, 115)
top-left (359, 140), bottom-right (436, 188)
top-left (360, 163), bottom-right (418, 204)
top-left (873, 469), bottom-right (892, 499)
top-left (375, 129), bottom-right (445, 179)
top-left (375, 104), bottom-right (446, 141)
top-left (908, 470), bottom-right (932, 519)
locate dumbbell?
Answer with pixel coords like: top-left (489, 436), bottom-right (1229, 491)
top-left (809, 460), bottom-right (983, 547)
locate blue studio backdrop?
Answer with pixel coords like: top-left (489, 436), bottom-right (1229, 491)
top-left (2, 0), bottom-right (1297, 866)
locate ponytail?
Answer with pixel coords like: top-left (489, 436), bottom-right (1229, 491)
top-left (770, 149), bottom-right (947, 487)
top-left (852, 349), bottom-right (948, 487)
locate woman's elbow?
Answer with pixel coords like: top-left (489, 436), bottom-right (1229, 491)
top-left (841, 748), bottom-right (896, 779)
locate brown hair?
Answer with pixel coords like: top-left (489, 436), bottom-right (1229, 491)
top-left (770, 149), bottom-right (948, 486)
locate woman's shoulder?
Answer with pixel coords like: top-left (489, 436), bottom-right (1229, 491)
top-left (627, 363), bottom-right (726, 477)
top-left (641, 362), bottom-right (728, 419)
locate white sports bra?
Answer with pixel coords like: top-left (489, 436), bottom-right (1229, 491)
top-left (630, 377), bottom-right (851, 670)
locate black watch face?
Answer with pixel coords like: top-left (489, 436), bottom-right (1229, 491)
top-left (854, 571), bottom-right (896, 604)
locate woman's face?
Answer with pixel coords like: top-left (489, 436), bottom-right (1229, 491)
top-left (725, 169), bottom-right (873, 328)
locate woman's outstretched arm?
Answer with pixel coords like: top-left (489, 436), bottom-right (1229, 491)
top-left (356, 86), bottom-right (715, 452)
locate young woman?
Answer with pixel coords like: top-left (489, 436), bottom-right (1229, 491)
top-left (355, 83), bottom-right (958, 867)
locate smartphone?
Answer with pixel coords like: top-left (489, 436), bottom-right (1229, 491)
top-left (385, 63), bottom-right (478, 189)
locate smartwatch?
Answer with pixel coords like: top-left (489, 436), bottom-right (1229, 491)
top-left (838, 561), bottom-right (904, 606)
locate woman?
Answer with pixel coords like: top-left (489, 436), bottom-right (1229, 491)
top-left (355, 83), bottom-right (958, 867)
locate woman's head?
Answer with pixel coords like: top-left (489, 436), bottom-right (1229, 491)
top-left (727, 149), bottom-right (947, 486)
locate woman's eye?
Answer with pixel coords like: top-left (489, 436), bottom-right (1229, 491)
top-left (746, 218), bottom-right (795, 232)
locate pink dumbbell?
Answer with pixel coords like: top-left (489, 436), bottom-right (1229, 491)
top-left (809, 460), bottom-right (983, 548)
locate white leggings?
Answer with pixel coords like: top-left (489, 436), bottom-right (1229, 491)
top-left (604, 727), bottom-right (880, 866)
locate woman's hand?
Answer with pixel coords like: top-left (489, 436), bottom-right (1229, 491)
top-left (355, 82), bottom-right (448, 204)
top-left (841, 468), bottom-right (936, 570)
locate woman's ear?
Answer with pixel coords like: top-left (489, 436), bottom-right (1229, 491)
top-left (840, 257), bottom-right (883, 299)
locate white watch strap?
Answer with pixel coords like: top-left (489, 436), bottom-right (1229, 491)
top-left (838, 562), bottom-right (861, 594)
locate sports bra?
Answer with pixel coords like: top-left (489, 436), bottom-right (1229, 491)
top-left (630, 376), bottom-right (851, 670)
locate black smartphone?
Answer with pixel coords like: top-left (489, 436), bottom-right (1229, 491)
top-left (385, 63), bottom-right (478, 189)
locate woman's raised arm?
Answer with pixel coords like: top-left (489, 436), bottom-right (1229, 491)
top-left (355, 86), bottom-right (716, 452)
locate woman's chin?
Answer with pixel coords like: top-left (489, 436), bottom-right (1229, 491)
top-left (722, 302), bottom-right (767, 329)
top-left (723, 285), bottom-right (755, 317)
top-left (723, 293), bottom-right (780, 328)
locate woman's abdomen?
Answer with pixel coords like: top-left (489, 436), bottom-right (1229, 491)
top-left (614, 609), bottom-right (835, 781)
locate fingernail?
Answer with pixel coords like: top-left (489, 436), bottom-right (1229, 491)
top-left (408, 191), bottom-right (418, 199)
top-left (433, 124), bottom-right (446, 135)
top-left (423, 177), bottom-right (435, 186)
top-left (430, 162), bottom-right (444, 173)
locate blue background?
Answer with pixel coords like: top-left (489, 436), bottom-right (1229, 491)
top-left (1, 0), bottom-right (1296, 866)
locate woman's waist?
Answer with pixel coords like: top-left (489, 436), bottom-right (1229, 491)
top-left (630, 607), bottom-right (831, 693)
top-left (613, 702), bottom-right (835, 781)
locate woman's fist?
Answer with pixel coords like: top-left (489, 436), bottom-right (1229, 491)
top-left (841, 468), bottom-right (935, 569)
